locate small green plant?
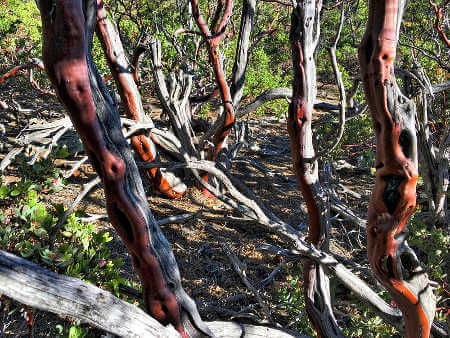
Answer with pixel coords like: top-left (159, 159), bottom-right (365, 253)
top-left (55, 321), bottom-right (94, 338)
top-left (0, 152), bottom-right (134, 336)
top-left (273, 272), bottom-right (315, 336)
top-left (0, 177), bottom-right (126, 294)
top-left (408, 211), bottom-right (449, 322)
top-left (274, 270), bottom-right (399, 336)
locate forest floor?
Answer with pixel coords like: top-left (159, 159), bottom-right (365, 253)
top-left (0, 77), bottom-right (394, 337)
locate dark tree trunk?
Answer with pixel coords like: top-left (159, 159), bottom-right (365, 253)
top-left (359, 1), bottom-right (436, 337)
top-left (288, 1), bottom-right (343, 336)
top-left (37, 1), bottom-right (211, 337)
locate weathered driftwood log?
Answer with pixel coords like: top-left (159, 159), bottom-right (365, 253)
top-left (288, 1), bottom-right (343, 336)
top-left (0, 250), bottom-right (307, 338)
top-left (95, 0), bottom-right (185, 199)
top-left (359, 1), bottom-right (436, 337)
top-left (36, 1), bottom-right (211, 337)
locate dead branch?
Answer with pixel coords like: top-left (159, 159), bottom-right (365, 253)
top-left (51, 176), bottom-right (102, 242)
top-left (259, 0), bottom-right (292, 6)
top-left (135, 158), bottom-right (429, 334)
top-left (0, 250), bottom-right (179, 337)
top-left (230, 0), bottom-right (256, 110)
top-left (63, 156), bottom-right (89, 179)
top-left (236, 88), bottom-right (340, 118)
top-left (0, 250), bottom-right (306, 338)
top-left (220, 241), bottom-right (272, 321)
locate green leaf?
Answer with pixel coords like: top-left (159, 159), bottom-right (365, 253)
top-left (62, 231), bottom-right (72, 237)
top-left (55, 145), bottom-right (70, 159)
top-left (20, 247), bottom-right (34, 258)
top-left (55, 324), bottom-right (64, 334)
top-left (34, 227), bottom-right (48, 238)
top-left (0, 185), bottom-right (9, 198)
top-left (81, 237), bottom-right (89, 251)
top-left (10, 189), bottom-right (20, 197)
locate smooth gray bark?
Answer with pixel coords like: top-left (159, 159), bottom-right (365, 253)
top-left (0, 250), bottom-right (306, 338)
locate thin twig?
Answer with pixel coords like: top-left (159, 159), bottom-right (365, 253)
top-left (50, 177), bottom-right (102, 246)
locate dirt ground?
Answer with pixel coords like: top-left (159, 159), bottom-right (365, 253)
top-left (0, 77), bottom-right (379, 337)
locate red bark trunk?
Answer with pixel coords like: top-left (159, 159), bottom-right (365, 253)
top-left (288, 1), bottom-right (343, 336)
top-left (37, 1), bottom-right (213, 336)
top-left (191, 0), bottom-right (235, 192)
top-left (95, 0), bottom-right (185, 199)
top-left (359, 1), bottom-right (436, 337)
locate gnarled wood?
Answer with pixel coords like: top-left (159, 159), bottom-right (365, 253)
top-left (288, 1), bottom-right (343, 336)
top-left (95, 0), bottom-right (185, 199)
top-left (359, 1), bottom-right (436, 337)
top-left (230, 0), bottom-right (256, 110)
top-left (37, 1), bottom-right (211, 337)
top-left (191, 0), bottom-right (235, 188)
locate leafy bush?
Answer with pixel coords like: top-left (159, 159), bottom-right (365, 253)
top-left (0, 0), bottom-right (41, 65)
top-left (0, 151), bottom-right (134, 335)
top-left (274, 270), bottom-right (399, 337)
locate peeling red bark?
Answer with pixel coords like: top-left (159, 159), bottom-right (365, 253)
top-left (288, 1), bottom-right (342, 336)
top-left (359, 1), bottom-right (436, 337)
top-left (95, 0), bottom-right (184, 199)
top-left (37, 1), bottom-right (186, 336)
top-left (191, 0), bottom-right (235, 191)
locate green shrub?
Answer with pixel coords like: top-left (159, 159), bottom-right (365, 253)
top-left (0, 151), bottom-right (134, 335)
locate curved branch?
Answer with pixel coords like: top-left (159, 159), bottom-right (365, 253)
top-left (288, 0), bottom-right (344, 336)
top-left (236, 88), bottom-right (339, 118)
top-left (315, 2), bottom-right (346, 158)
top-left (0, 58), bottom-right (45, 84)
top-left (429, 0), bottom-right (450, 48)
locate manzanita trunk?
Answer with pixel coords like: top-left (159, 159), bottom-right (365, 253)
top-left (288, 1), bottom-right (343, 336)
top-left (359, 1), bottom-right (436, 337)
top-left (36, 1), bottom-right (211, 337)
top-left (191, 0), bottom-right (235, 188)
top-left (95, 0), bottom-right (186, 199)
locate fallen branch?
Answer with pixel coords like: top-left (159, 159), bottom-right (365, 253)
top-left (0, 250), bottom-right (178, 337)
top-left (221, 241), bottom-right (272, 321)
top-left (0, 250), bottom-right (304, 338)
top-left (135, 159), bottom-right (431, 334)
